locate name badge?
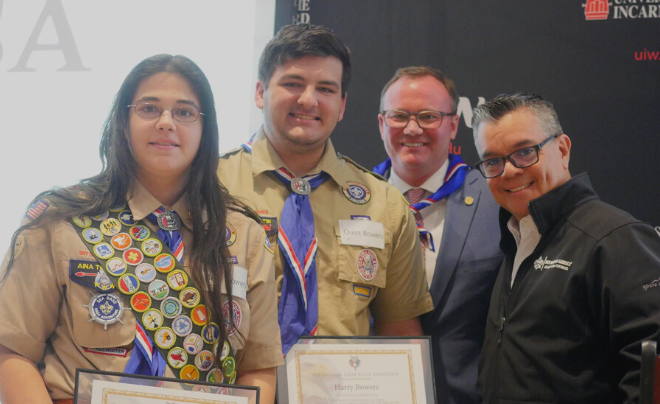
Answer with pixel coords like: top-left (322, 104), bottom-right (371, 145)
top-left (339, 220), bottom-right (385, 249)
top-left (221, 265), bottom-right (248, 300)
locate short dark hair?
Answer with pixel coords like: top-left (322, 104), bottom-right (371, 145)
top-left (471, 92), bottom-right (563, 140)
top-left (258, 23), bottom-right (352, 97)
top-left (380, 66), bottom-right (459, 112)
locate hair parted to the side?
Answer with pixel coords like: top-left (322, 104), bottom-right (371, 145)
top-left (471, 92), bottom-right (563, 142)
top-left (379, 66), bottom-right (459, 113)
top-left (258, 23), bottom-right (352, 97)
top-left (5, 54), bottom-right (256, 366)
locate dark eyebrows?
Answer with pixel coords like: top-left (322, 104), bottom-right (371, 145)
top-left (481, 139), bottom-right (538, 159)
top-left (134, 96), bottom-right (201, 110)
top-left (278, 74), bottom-right (340, 90)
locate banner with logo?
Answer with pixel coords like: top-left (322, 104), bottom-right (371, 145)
top-left (275, 0), bottom-right (660, 225)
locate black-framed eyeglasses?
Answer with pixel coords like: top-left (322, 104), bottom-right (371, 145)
top-left (475, 134), bottom-right (559, 178)
top-left (127, 102), bottom-right (204, 123)
top-left (381, 109), bottom-right (456, 129)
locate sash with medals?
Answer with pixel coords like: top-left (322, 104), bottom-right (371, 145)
top-left (70, 204), bottom-right (237, 384)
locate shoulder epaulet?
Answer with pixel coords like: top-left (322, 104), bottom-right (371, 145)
top-left (337, 153), bottom-right (388, 183)
top-left (219, 146), bottom-right (245, 159)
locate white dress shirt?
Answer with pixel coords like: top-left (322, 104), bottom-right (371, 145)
top-left (506, 215), bottom-right (542, 287)
top-left (389, 159), bottom-right (449, 286)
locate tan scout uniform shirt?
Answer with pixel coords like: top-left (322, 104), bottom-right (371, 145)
top-left (0, 181), bottom-right (282, 400)
top-left (217, 129), bottom-right (433, 336)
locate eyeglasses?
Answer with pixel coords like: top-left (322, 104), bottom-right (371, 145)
top-left (381, 110), bottom-right (456, 129)
top-left (127, 102), bottom-right (204, 123)
top-left (475, 134), bottom-right (558, 178)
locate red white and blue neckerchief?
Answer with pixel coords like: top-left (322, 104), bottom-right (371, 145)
top-left (146, 207), bottom-right (184, 263)
top-left (373, 154), bottom-right (469, 252)
top-left (271, 167), bottom-right (327, 355)
top-left (124, 206), bottom-right (184, 377)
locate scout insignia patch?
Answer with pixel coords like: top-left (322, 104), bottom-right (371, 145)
top-left (82, 292), bottom-right (129, 330)
top-left (225, 223), bottom-right (237, 246)
top-left (357, 249), bottom-right (378, 281)
top-left (341, 182), bottom-right (371, 204)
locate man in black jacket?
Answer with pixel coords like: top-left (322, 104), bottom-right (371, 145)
top-left (472, 92), bottom-right (660, 404)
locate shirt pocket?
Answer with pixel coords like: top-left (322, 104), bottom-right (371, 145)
top-left (65, 269), bottom-right (135, 349)
top-left (334, 222), bottom-right (391, 289)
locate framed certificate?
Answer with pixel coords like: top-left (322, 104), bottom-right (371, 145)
top-left (74, 369), bottom-right (258, 404)
top-left (277, 336), bottom-right (436, 404)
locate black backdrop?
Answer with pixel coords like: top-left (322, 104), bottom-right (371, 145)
top-left (275, 0), bottom-right (660, 225)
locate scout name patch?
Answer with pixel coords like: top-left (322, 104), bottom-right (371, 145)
top-left (260, 216), bottom-right (278, 236)
top-left (84, 347), bottom-right (128, 357)
top-left (338, 220), bottom-right (385, 249)
top-left (69, 260), bottom-right (115, 292)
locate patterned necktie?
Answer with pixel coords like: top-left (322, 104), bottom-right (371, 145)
top-left (271, 167), bottom-right (328, 355)
top-left (124, 207), bottom-right (184, 376)
top-left (406, 188), bottom-right (430, 252)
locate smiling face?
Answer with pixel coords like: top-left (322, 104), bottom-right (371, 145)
top-left (378, 75), bottom-right (458, 186)
top-left (255, 55), bottom-right (346, 156)
top-left (475, 107), bottom-right (571, 221)
top-left (128, 72), bottom-right (203, 185)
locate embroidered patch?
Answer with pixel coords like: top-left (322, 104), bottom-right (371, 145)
top-left (341, 182), bottom-right (371, 204)
top-left (260, 216), bottom-right (278, 236)
top-left (350, 215), bottom-right (371, 221)
top-left (225, 223), bottom-right (237, 246)
top-left (13, 235), bottom-right (26, 259)
top-left (357, 249), bottom-right (378, 281)
top-left (69, 260), bottom-right (115, 292)
top-left (353, 284), bottom-right (372, 298)
top-left (84, 347), bottom-right (128, 357)
top-left (25, 199), bottom-right (50, 221)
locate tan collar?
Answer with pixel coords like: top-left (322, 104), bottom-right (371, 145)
top-left (250, 127), bottom-right (353, 187)
top-left (126, 180), bottom-right (194, 231)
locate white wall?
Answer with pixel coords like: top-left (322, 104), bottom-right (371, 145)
top-left (0, 0), bottom-right (275, 263)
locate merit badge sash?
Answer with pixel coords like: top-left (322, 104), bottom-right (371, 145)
top-left (70, 205), bottom-right (237, 384)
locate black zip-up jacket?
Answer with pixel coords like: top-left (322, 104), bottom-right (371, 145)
top-left (480, 173), bottom-right (660, 404)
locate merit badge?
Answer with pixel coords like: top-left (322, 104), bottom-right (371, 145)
top-left (142, 308), bottom-right (164, 331)
top-left (93, 243), bottom-right (115, 260)
top-left (172, 315), bottom-right (194, 337)
top-left (129, 225), bottom-right (151, 241)
top-left (190, 305), bottom-right (208, 326)
top-left (154, 253), bottom-right (176, 273)
top-left (167, 347), bottom-right (188, 369)
top-left (179, 287), bottom-right (201, 308)
top-left (117, 274), bottom-right (140, 295)
top-left (26, 199), bottom-right (50, 221)
top-left (72, 215), bottom-right (92, 228)
top-left (222, 356), bottom-right (236, 376)
top-left (100, 218), bottom-right (121, 236)
top-left (342, 182), bottom-right (371, 204)
top-left (222, 301), bottom-right (241, 336)
top-left (202, 322), bottom-right (220, 344)
top-left (228, 372), bottom-right (236, 385)
top-left (183, 333), bottom-right (204, 355)
top-left (154, 327), bottom-right (176, 349)
top-left (206, 368), bottom-right (224, 383)
top-left (291, 177), bottom-right (311, 195)
top-left (157, 211), bottom-right (181, 231)
top-left (82, 228), bottom-right (103, 244)
top-left (123, 248), bottom-right (144, 266)
top-left (161, 297), bottom-right (183, 319)
top-left (108, 203), bottom-right (126, 212)
top-left (195, 350), bottom-right (214, 371)
top-left (179, 364), bottom-right (200, 381)
top-left (106, 257), bottom-right (127, 276)
top-left (148, 280), bottom-right (169, 300)
top-left (357, 249), bottom-right (378, 281)
top-left (225, 223), bottom-right (237, 246)
top-left (130, 291), bottom-right (152, 312)
top-left (135, 263), bottom-right (157, 283)
top-left (118, 210), bottom-right (136, 226)
top-left (83, 293), bottom-right (129, 330)
top-left (110, 233), bottom-right (132, 251)
top-left (260, 216), bottom-right (278, 236)
top-left (141, 238), bottom-right (163, 257)
top-left (220, 341), bottom-right (231, 360)
top-left (90, 211), bottom-right (109, 221)
top-left (167, 270), bottom-right (189, 291)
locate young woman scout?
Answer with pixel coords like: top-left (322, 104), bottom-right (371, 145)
top-left (0, 54), bottom-right (282, 404)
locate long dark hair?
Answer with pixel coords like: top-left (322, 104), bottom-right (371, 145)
top-left (5, 54), bottom-right (256, 365)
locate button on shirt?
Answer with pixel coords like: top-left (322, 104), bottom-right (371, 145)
top-left (389, 159), bottom-right (449, 286)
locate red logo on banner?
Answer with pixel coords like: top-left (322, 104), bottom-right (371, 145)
top-left (583, 0), bottom-right (611, 20)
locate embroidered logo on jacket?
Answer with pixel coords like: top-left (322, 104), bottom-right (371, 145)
top-left (533, 256), bottom-right (573, 271)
